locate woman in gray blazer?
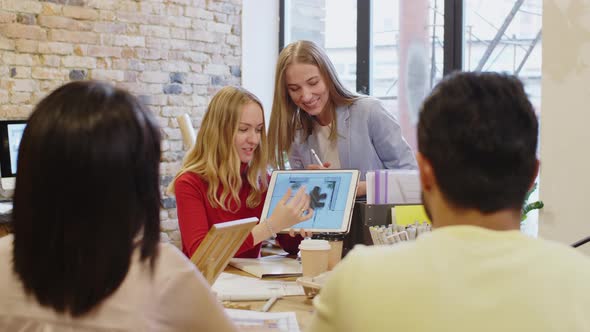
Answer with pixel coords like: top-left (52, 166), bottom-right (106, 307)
top-left (268, 40), bottom-right (417, 195)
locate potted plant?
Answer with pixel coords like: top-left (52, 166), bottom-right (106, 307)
top-left (521, 182), bottom-right (544, 222)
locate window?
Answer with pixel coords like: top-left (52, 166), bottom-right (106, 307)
top-left (283, 0), bottom-right (357, 93)
top-left (282, 0), bottom-right (446, 149)
top-left (462, 0), bottom-right (543, 236)
top-left (370, 0), bottom-right (445, 148)
top-left (280, 0), bottom-right (542, 235)
top-left (464, 0), bottom-right (542, 109)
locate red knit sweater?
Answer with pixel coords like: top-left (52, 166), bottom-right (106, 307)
top-left (175, 169), bottom-right (301, 258)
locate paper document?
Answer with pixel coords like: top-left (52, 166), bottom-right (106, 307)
top-left (225, 308), bottom-right (300, 332)
top-left (229, 255), bottom-right (302, 278)
top-left (366, 170), bottom-right (421, 204)
top-left (213, 272), bottom-right (304, 301)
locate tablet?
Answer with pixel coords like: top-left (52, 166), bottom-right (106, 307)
top-left (260, 169), bottom-right (360, 233)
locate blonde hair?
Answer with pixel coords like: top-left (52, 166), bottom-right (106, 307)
top-left (168, 86), bottom-right (268, 211)
top-left (268, 40), bottom-right (359, 169)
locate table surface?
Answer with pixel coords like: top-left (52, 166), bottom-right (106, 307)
top-left (223, 265), bottom-right (315, 331)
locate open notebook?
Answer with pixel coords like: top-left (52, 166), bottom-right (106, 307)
top-left (229, 255), bottom-right (302, 278)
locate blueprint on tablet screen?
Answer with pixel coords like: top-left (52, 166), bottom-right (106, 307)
top-left (267, 172), bottom-right (353, 230)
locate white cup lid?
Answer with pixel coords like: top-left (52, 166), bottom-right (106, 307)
top-left (299, 239), bottom-right (331, 251)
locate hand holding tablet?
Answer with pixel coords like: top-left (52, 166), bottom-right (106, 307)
top-left (261, 170), bottom-right (360, 234)
top-left (266, 186), bottom-right (314, 232)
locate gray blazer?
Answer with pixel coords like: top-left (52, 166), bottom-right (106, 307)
top-left (289, 97), bottom-right (417, 180)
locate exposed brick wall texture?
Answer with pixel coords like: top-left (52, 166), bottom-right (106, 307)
top-left (0, 0), bottom-right (243, 248)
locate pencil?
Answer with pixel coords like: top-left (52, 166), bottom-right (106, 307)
top-left (310, 148), bottom-right (323, 165)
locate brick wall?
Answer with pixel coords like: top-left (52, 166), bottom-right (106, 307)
top-left (0, 0), bottom-right (243, 248)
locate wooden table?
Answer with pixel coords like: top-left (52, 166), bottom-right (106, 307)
top-left (223, 265), bottom-right (315, 331)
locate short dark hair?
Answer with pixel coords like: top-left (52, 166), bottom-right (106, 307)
top-left (418, 72), bottom-right (538, 213)
top-left (12, 81), bottom-right (162, 317)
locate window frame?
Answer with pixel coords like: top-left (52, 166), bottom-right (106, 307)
top-left (279, 0), bottom-right (465, 94)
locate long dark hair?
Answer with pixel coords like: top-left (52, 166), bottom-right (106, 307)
top-left (12, 81), bottom-right (162, 317)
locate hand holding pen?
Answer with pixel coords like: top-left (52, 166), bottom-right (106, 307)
top-left (307, 148), bottom-right (331, 169)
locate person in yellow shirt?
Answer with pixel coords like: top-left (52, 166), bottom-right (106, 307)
top-left (309, 72), bottom-right (590, 332)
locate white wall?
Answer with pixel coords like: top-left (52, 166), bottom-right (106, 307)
top-left (242, 0), bottom-right (280, 124)
top-left (540, 0), bottom-right (590, 255)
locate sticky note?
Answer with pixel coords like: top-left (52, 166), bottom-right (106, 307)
top-left (391, 205), bottom-right (431, 226)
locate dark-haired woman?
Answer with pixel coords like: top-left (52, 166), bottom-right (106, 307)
top-left (0, 81), bottom-right (236, 331)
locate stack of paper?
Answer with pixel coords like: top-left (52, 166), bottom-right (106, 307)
top-left (225, 308), bottom-right (300, 332)
top-left (366, 170), bottom-right (421, 205)
top-left (213, 273), bottom-right (304, 301)
top-left (229, 255), bottom-right (302, 278)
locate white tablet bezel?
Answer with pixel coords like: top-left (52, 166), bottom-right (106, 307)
top-left (260, 169), bottom-right (360, 234)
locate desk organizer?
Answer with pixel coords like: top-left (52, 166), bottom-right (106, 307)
top-left (342, 201), bottom-right (394, 257)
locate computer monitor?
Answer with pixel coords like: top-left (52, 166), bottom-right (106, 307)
top-left (0, 119), bottom-right (27, 199)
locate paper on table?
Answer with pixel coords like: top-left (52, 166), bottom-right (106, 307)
top-left (213, 272), bottom-right (304, 301)
top-left (225, 308), bottom-right (300, 332)
top-left (229, 255), bottom-right (302, 278)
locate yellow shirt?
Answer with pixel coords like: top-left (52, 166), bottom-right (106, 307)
top-left (309, 225), bottom-right (590, 332)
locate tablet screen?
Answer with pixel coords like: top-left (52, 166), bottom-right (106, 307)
top-left (261, 170), bottom-right (359, 233)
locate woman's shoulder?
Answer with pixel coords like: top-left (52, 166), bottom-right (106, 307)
top-left (348, 96), bottom-right (383, 111)
top-left (0, 234), bottom-right (13, 268)
top-left (341, 97), bottom-right (386, 121)
top-left (141, 243), bottom-right (209, 293)
top-left (157, 242), bottom-right (195, 269)
top-left (0, 233), bottom-right (12, 250)
top-left (175, 171), bottom-right (207, 188)
top-left (174, 172), bottom-right (209, 199)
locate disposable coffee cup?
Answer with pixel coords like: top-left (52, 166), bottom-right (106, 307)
top-left (298, 239), bottom-right (330, 277)
top-left (327, 240), bottom-right (343, 270)
top-left (315, 233), bottom-right (345, 270)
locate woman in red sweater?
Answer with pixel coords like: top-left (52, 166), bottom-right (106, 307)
top-left (169, 86), bottom-right (313, 258)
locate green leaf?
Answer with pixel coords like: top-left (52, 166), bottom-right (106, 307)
top-left (522, 201), bottom-right (544, 221)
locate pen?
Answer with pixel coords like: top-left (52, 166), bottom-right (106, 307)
top-left (310, 148), bottom-right (323, 165)
top-left (261, 296), bottom-right (279, 312)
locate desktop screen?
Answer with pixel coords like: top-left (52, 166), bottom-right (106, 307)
top-left (0, 120), bottom-right (27, 194)
top-left (7, 123), bottom-right (25, 175)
